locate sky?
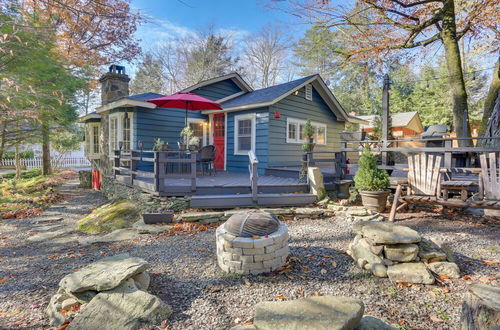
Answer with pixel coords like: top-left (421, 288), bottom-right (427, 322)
top-left (132, 0), bottom-right (306, 58)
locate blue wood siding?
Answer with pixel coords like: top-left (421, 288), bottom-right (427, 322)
top-left (268, 86), bottom-right (345, 167)
top-left (226, 108), bottom-right (269, 175)
top-left (190, 79), bottom-right (242, 101)
top-left (134, 106), bottom-right (207, 171)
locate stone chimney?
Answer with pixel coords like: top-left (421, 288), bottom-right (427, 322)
top-left (99, 65), bottom-right (130, 105)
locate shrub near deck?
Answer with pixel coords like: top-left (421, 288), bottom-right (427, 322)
top-left (76, 200), bottom-right (141, 233)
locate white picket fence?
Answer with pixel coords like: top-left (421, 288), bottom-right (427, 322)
top-left (0, 157), bottom-right (91, 169)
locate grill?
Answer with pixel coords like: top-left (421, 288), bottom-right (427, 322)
top-left (224, 210), bottom-right (279, 237)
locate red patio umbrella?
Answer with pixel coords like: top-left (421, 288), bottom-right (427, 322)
top-left (147, 93), bottom-right (222, 126)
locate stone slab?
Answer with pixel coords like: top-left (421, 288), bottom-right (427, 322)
top-left (355, 222), bottom-right (421, 244)
top-left (387, 262), bottom-right (435, 285)
top-left (254, 295), bottom-right (364, 330)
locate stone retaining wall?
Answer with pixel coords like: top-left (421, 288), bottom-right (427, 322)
top-left (216, 223), bottom-right (289, 275)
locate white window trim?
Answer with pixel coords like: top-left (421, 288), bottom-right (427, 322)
top-left (108, 112), bottom-right (134, 157)
top-left (286, 117), bottom-right (327, 145)
top-left (88, 123), bottom-right (101, 156)
top-left (234, 113), bottom-right (256, 156)
top-left (187, 118), bottom-right (208, 147)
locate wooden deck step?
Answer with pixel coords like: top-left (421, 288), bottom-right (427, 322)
top-left (190, 193), bottom-right (317, 209)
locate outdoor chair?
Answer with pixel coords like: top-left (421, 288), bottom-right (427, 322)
top-left (197, 145), bottom-right (216, 176)
top-left (389, 153), bottom-right (442, 221)
top-left (476, 152), bottom-right (500, 209)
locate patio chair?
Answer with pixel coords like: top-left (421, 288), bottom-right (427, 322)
top-left (389, 153), bottom-right (442, 221)
top-left (475, 152), bottom-right (500, 209)
top-left (197, 145), bottom-right (216, 176)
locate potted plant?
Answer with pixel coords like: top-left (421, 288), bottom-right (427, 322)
top-left (354, 147), bottom-right (390, 212)
top-left (180, 126), bottom-right (194, 151)
top-left (188, 136), bottom-right (200, 151)
top-left (152, 138), bottom-right (168, 151)
top-left (301, 119), bottom-right (315, 160)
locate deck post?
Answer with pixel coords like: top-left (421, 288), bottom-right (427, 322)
top-left (190, 151), bottom-right (197, 192)
top-left (153, 151), bottom-right (160, 192)
top-left (381, 74), bottom-right (390, 167)
top-left (130, 150), bottom-right (137, 186)
top-left (113, 150), bottom-right (120, 178)
top-left (444, 139), bottom-right (452, 180)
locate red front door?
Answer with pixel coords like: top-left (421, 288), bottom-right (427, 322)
top-left (213, 113), bottom-right (225, 170)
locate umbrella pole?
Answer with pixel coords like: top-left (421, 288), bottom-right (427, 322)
top-left (185, 101), bottom-right (188, 127)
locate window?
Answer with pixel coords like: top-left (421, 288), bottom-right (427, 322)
top-left (188, 118), bottom-right (207, 148)
top-left (110, 116), bottom-right (118, 152)
top-left (109, 112), bottom-right (133, 156)
top-left (234, 114), bottom-right (255, 155)
top-left (123, 115), bottom-right (130, 151)
top-left (92, 125), bottom-right (100, 154)
top-left (85, 128), bottom-right (90, 154)
top-left (305, 84), bottom-right (313, 101)
top-left (286, 117), bottom-right (327, 145)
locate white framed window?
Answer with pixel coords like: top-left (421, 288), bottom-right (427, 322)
top-left (305, 84), bottom-right (313, 101)
top-left (109, 112), bottom-right (134, 156)
top-left (286, 117), bottom-right (327, 145)
top-left (187, 118), bottom-right (208, 148)
top-left (234, 113), bottom-right (256, 155)
top-left (85, 123), bottom-right (101, 156)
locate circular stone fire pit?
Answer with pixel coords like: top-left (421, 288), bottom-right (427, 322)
top-left (216, 210), bottom-right (289, 275)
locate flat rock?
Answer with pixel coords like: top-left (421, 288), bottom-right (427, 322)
top-left (469, 284), bottom-right (500, 310)
top-left (59, 254), bottom-right (150, 293)
top-left (27, 228), bottom-right (75, 242)
top-left (294, 207), bottom-right (324, 217)
top-left (260, 208), bottom-right (294, 216)
top-left (78, 229), bottom-right (139, 245)
top-left (427, 261), bottom-right (460, 279)
top-left (350, 238), bottom-right (383, 266)
top-left (355, 316), bottom-right (397, 330)
top-left (254, 295), bottom-right (364, 330)
top-left (133, 222), bottom-right (172, 234)
top-left (68, 279), bottom-right (171, 330)
top-left (384, 244), bottom-right (419, 262)
top-left (179, 211), bottom-right (224, 222)
top-left (33, 217), bottom-right (64, 224)
top-left (418, 238), bottom-right (447, 261)
top-left (387, 262), bottom-right (435, 284)
top-left (355, 222), bottom-right (420, 245)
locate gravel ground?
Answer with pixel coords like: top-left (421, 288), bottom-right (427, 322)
top-left (0, 185), bottom-right (499, 330)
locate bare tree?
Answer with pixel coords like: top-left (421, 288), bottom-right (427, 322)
top-left (243, 24), bottom-right (291, 89)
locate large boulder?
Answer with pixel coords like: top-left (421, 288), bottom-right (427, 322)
top-left (253, 295), bottom-right (364, 330)
top-left (354, 222), bottom-right (421, 245)
top-left (387, 263), bottom-right (435, 285)
top-left (68, 279), bottom-right (171, 330)
top-left (59, 254), bottom-right (150, 293)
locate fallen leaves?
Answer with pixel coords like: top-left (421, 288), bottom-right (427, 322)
top-left (478, 276), bottom-right (496, 283)
top-left (396, 281), bottom-right (413, 287)
top-left (430, 315), bottom-right (444, 323)
top-left (0, 277), bottom-right (9, 283)
top-left (482, 260), bottom-right (500, 266)
top-left (275, 295), bottom-right (286, 300)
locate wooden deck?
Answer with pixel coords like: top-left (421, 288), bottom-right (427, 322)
top-left (117, 171), bottom-right (309, 196)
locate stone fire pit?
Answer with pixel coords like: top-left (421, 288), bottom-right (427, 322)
top-left (216, 210), bottom-right (289, 275)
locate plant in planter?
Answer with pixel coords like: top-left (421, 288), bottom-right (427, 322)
top-left (354, 147), bottom-right (390, 212)
top-left (152, 138), bottom-right (168, 151)
top-left (188, 136), bottom-right (200, 151)
top-left (180, 126), bottom-right (194, 150)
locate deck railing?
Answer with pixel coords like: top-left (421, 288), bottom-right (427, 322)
top-left (304, 151), bottom-right (347, 181)
top-left (113, 149), bottom-right (197, 194)
top-left (339, 136), bottom-right (500, 178)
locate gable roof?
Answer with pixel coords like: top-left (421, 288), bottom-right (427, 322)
top-left (202, 74), bottom-right (363, 123)
top-left (221, 75), bottom-right (315, 108)
top-left (179, 72), bottom-right (253, 95)
top-left (358, 111), bottom-right (421, 129)
top-left (127, 92), bottom-right (164, 101)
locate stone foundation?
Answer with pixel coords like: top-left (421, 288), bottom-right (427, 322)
top-left (216, 223), bottom-right (289, 275)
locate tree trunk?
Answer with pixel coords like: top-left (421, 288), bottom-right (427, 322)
top-left (460, 284), bottom-right (500, 330)
top-left (41, 122), bottom-right (52, 175)
top-left (441, 0), bottom-right (470, 146)
top-left (0, 120), bottom-right (7, 161)
top-left (480, 61), bottom-right (500, 136)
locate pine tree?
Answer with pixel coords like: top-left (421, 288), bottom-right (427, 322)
top-left (130, 53), bottom-right (166, 95)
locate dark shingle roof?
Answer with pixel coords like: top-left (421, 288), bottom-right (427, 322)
top-left (221, 75), bottom-right (317, 108)
top-left (126, 92), bottom-right (164, 101)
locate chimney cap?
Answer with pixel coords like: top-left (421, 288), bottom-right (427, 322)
top-left (109, 65), bottom-right (126, 75)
